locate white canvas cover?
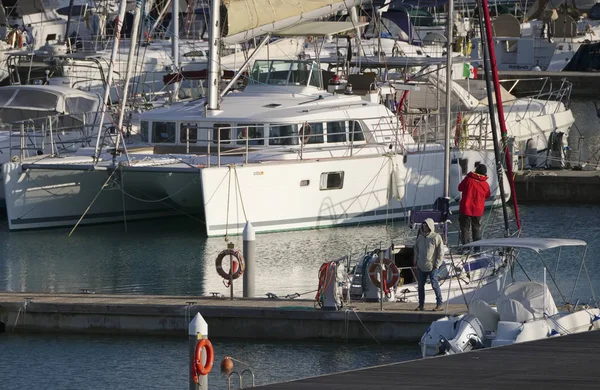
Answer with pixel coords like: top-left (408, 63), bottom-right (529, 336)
top-left (469, 300), bottom-right (500, 332)
top-left (496, 282), bottom-right (558, 323)
top-left (461, 237), bottom-right (586, 253)
top-left (0, 86), bottom-right (101, 125)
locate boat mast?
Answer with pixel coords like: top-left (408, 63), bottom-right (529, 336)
top-left (171, 0), bottom-right (180, 101)
top-left (443, 0), bottom-right (454, 199)
top-left (207, 0), bottom-right (221, 113)
top-left (93, 0), bottom-right (128, 162)
top-left (479, 0), bottom-right (521, 232)
top-left (476, 0), bottom-right (511, 236)
top-left (114, 0), bottom-right (145, 161)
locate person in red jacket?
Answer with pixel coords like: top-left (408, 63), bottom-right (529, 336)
top-left (458, 164), bottom-right (491, 245)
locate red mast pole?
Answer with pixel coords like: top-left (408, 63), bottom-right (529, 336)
top-left (479, 0), bottom-right (522, 231)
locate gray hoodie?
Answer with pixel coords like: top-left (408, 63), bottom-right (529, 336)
top-left (414, 218), bottom-right (444, 272)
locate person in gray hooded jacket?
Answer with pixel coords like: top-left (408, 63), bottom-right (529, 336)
top-left (413, 218), bottom-right (444, 311)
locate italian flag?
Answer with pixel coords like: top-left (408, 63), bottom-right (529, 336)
top-left (463, 63), bottom-right (477, 79)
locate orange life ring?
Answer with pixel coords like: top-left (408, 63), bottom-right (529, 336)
top-left (215, 249), bottom-right (245, 280)
top-left (192, 339), bottom-right (214, 382)
top-left (368, 258), bottom-right (400, 292)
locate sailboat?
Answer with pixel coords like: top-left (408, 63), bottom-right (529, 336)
top-left (3, 0), bottom-right (507, 236)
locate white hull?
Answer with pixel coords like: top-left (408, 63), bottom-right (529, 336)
top-left (422, 307), bottom-right (600, 357)
top-left (3, 149), bottom-right (508, 235)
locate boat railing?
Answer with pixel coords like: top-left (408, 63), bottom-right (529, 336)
top-left (4, 111), bottom-right (113, 162)
top-left (499, 76), bottom-right (573, 117)
top-left (401, 110), bottom-right (490, 150)
top-left (168, 113), bottom-right (449, 167)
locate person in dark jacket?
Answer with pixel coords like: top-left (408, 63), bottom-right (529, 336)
top-left (458, 164), bottom-right (491, 245)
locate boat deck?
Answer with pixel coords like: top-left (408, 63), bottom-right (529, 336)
top-left (257, 329), bottom-right (600, 389)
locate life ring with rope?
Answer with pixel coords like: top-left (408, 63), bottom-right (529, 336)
top-left (215, 248), bottom-right (245, 283)
top-left (192, 338), bottom-right (214, 383)
top-left (299, 123), bottom-right (312, 144)
top-left (368, 258), bottom-right (400, 294)
top-left (7, 29), bottom-right (23, 49)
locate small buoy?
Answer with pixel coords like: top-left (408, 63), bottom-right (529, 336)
top-left (221, 356), bottom-right (234, 372)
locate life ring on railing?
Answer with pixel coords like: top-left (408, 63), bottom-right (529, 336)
top-left (368, 258), bottom-right (400, 293)
top-left (299, 123), bottom-right (312, 144)
top-left (192, 338), bottom-right (214, 382)
top-left (6, 29), bottom-right (23, 49)
top-left (215, 248), bottom-right (245, 280)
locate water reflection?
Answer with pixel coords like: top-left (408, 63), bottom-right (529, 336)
top-left (1, 203), bottom-right (600, 304)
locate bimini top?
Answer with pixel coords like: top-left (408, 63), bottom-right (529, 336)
top-left (461, 237), bottom-right (587, 253)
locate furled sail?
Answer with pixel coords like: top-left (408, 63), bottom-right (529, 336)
top-left (221, 0), bottom-right (370, 43)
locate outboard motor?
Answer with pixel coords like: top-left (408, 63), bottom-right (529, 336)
top-left (437, 314), bottom-right (485, 355)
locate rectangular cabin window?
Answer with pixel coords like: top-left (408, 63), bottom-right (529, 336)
top-left (180, 123), bottom-right (198, 144)
top-left (327, 121), bottom-right (347, 143)
top-left (320, 172), bottom-right (344, 190)
top-left (350, 121), bottom-right (365, 142)
top-left (269, 125), bottom-right (298, 146)
top-left (236, 124), bottom-right (264, 145)
top-left (151, 121), bottom-right (176, 143)
top-left (303, 122), bottom-right (324, 144)
top-left (213, 124), bottom-right (231, 144)
top-left (140, 121), bottom-right (149, 142)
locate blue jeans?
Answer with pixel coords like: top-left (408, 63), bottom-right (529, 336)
top-left (417, 268), bottom-right (443, 307)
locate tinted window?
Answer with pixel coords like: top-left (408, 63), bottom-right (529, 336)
top-left (304, 122), bottom-right (324, 144)
top-left (269, 125), bottom-right (298, 146)
top-left (151, 122), bottom-right (176, 143)
top-left (213, 124), bottom-right (231, 144)
top-left (327, 121), bottom-right (346, 143)
top-left (350, 121), bottom-right (365, 142)
top-left (180, 124), bottom-right (198, 143)
top-left (236, 124), bottom-right (264, 145)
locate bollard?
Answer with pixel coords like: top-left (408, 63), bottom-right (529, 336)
top-left (189, 313), bottom-right (209, 390)
top-left (243, 221), bottom-right (256, 298)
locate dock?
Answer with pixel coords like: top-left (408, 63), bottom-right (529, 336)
top-left (256, 329), bottom-right (600, 389)
top-left (499, 70), bottom-right (600, 98)
top-left (514, 169), bottom-right (600, 203)
top-left (0, 292), bottom-right (466, 342)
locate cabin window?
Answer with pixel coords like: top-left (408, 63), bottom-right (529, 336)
top-left (180, 123), bottom-right (198, 144)
top-left (320, 172), bottom-right (344, 190)
top-left (151, 121), bottom-right (176, 143)
top-left (140, 121), bottom-right (149, 142)
top-left (327, 121), bottom-right (347, 143)
top-left (213, 124), bottom-right (231, 144)
top-left (236, 124), bottom-right (264, 145)
top-left (304, 122), bottom-right (324, 144)
top-left (349, 121), bottom-right (365, 142)
top-left (269, 125), bottom-right (298, 146)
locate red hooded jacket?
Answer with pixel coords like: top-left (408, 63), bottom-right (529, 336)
top-left (458, 171), bottom-right (491, 217)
